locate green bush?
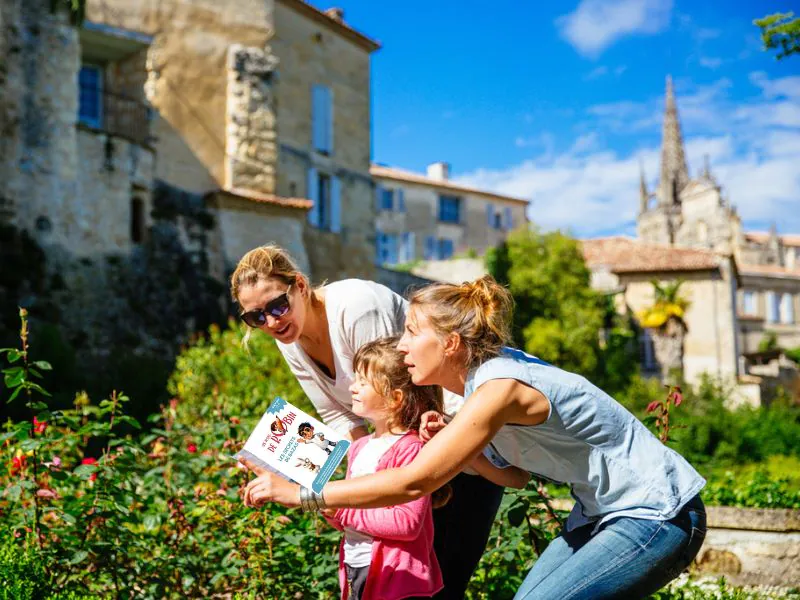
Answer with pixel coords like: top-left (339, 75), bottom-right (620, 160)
top-left (167, 319), bottom-right (313, 426)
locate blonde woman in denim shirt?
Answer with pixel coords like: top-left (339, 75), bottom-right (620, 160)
top-left (242, 275), bottom-right (707, 599)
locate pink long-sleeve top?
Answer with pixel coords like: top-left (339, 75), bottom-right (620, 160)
top-left (325, 431), bottom-right (443, 600)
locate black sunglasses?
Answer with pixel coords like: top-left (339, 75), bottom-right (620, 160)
top-left (240, 285), bottom-right (293, 328)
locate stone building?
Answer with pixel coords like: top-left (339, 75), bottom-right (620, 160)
top-left (584, 76), bottom-right (800, 400)
top-left (0, 0), bottom-right (382, 370)
top-left (2, 0), bottom-right (380, 286)
top-left (372, 162), bottom-right (529, 265)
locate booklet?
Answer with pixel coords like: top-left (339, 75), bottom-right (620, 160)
top-left (236, 397), bottom-right (350, 494)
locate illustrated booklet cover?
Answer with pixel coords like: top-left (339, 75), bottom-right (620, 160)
top-left (236, 397), bottom-right (350, 494)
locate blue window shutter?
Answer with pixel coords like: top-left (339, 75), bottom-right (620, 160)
top-left (312, 85), bottom-right (332, 153)
top-left (326, 87), bottom-right (334, 154)
top-left (330, 176), bottom-right (341, 233)
top-left (78, 65), bottom-right (103, 128)
top-left (406, 232), bottom-right (415, 261)
top-left (504, 207), bottom-right (513, 230)
top-left (375, 230), bottom-right (384, 264)
top-left (375, 184), bottom-right (383, 212)
top-left (396, 188), bottom-right (405, 212)
top-left (486, 203), bottom-right (494, 227)
top-left (307, 168), bottom-right (319, 227)
top-left (425, 236), bottom-right (435, 260)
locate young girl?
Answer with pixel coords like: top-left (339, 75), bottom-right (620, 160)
top-left (324, 336), bottom-right (529, 600)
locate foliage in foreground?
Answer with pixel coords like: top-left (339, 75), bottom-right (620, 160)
top-left (2, 312), bottom-right (799, 598)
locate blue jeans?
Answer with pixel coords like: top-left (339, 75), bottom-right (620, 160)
top-left (514, 495), bottom-right (707, 600)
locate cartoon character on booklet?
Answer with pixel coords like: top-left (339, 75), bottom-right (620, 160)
top-left (296, 422), bottom-right (337, 455)
top-left (295, 456), bottom-right (321, 473)
top-left (270, 417), bottom-right (288, 435)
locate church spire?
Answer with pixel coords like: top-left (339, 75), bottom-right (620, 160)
top-left (659, 75), bottom-right (690, 205)
top-left (639, 162), bottom-right (649, 214)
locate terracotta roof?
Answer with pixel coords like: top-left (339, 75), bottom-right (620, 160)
top-left (581, 236), bottom-right (721, 274)
top-left (739, 263), bottom-right (800, 279)
top-left (278, 0), bottom-right (381, 52)
top-left (745, 231), bottom-right (800, 247)
top-left (209, 187), bottom-right (313, 210)
top-left (370, 165), bottom-right (529, 206)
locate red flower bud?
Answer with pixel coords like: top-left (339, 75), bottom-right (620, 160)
top-left (187, 444), bottom-right (197, 454)
top-left (646, 401), bottom-right (660, 413)
top-left (33, 417), bottom-right (47, 435)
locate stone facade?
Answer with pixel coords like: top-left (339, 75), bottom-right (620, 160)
top-left (372, 163), bottom-right (529, 265)
top-left (637, 77), bottom-right (800, 358)
top-left (271, 0), bottom-right (379, 281)
top-left (585, 76), bottom-right (800, 397)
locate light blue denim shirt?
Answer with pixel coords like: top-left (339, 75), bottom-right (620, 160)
top-left (464, 347), bottom-right (706, 532)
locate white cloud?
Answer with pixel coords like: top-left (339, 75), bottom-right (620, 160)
top-left (557, 0), bottom-right (674, 58)
top-left (584, 66), bottom-right (609, 80)
top-left (699, 57), bottom-right (722, 69)
top-left (455, 75), bottom-right (800, 237)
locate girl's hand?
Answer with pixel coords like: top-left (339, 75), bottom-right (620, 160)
top-left (419, 411), bottom-right (446, 443)
top-left (239, 457), bottom-right (301, 508)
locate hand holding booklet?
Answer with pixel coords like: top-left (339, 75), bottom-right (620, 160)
top-left (236, 397), bottom-right (350, 494)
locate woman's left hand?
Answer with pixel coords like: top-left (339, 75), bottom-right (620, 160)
top-left (239, 457), bottom-right (301, 508)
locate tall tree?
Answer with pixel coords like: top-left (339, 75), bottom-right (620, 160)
top-left (755, 12), bottom-right (800, 60)
top-left (487, 229), bottom-right (636, 394)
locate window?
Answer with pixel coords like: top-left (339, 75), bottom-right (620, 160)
top-left (376, 231), bottom-right (399, 265)
top-left (765, 291), bottom-right (779, 324)
top-left (380, 188), bottom-right (394, 211)
top-left (399, 232), bottom-right (415, 263)
top-left (311, 84), bottom-right (333, 154)
top-left (438, 238), bottom-right (455, 260)
top-left (780, 293), bottom-right (795, 324)
top-left (307, 168), bottom-right (340, 232)
top-left (376, 187), bottom-right (405, 212)
top-left (503, 206), bottom-right (513, 231)
top-left (78, 65), bottom-right (103, 128)
top-left (438, 195), bottom-right (461, 223)
top-left (639, 329), bottom-right (657, 371)
top-left (131, 197), bottom-right (145, 244)
top-left (424, 236), bottom-right (437, 260)
top-left (742, 290), bottom-right (757, 316)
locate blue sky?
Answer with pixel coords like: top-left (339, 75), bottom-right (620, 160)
top-left (330, 0), bottom-right (800, 238)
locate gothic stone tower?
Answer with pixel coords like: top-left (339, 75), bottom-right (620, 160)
top-left (637, 76), bottom-right (740, 254)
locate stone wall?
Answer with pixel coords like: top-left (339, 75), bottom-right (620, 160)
top-left (209, 191), bottom-right (310, 275)
top-left (695, 506), bottom-right (800, 586)
top-left (375, 177), bottom-right (528, 259)
top-left (86, 0), bottom-right (274, 193)
top-left (271, 1), bottom-right (377, 282)
top-left (617, 268), bottom-right (740, 385)
top-left (225, 44), bottom-right (279, 194)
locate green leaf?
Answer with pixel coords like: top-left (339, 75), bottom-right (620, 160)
top-left (143, 514), bottom-right (161, 532)
top-left (29, 401), bottom-right (48, 411)
top-left (69, 550), bottom-right (89, 565)
top-left (24, 382), bottom-right (51, 397)
top-left (4, 368), bottom-right (24, 388)
top-left (6, 484), bottom-right (22, 501)
top-left (7, 387), bottom-right (23, 403)
top-left (74, 464), bottom-right (98, 479)
top-left (49, 469), bottom-right (68, 481)
top-left (507, 502), bottom-right (528, 527)
top-left (32, 361), bottom-right (52, 371)
top-left (5, 349), bottom-right (23, 363)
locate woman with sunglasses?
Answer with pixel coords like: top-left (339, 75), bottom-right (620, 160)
top-left (240, 274), bottom-right (708, 600)
top-left (231, 245), bottom-right (506, 599)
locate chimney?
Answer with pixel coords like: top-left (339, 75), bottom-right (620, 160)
top-left (426, 161), bottom-right (450, 181)
top-left (325, 7), bottom-right (344, 21)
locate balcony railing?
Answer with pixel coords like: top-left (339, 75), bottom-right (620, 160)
top-left (78, 86), bottom-right (152, 147)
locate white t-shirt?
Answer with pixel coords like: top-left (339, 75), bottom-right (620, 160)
top-left (343, 433), bottom-right (406, 567)
top-left (277, 279), bottom-right (408, 435)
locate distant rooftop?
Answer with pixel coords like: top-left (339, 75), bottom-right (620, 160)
top-left (581, 236), bottom-right (722, 274)
top-left (744, 231), bottom-right (800, 248)
top-left (370, 164), bottom-right (529, 206)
